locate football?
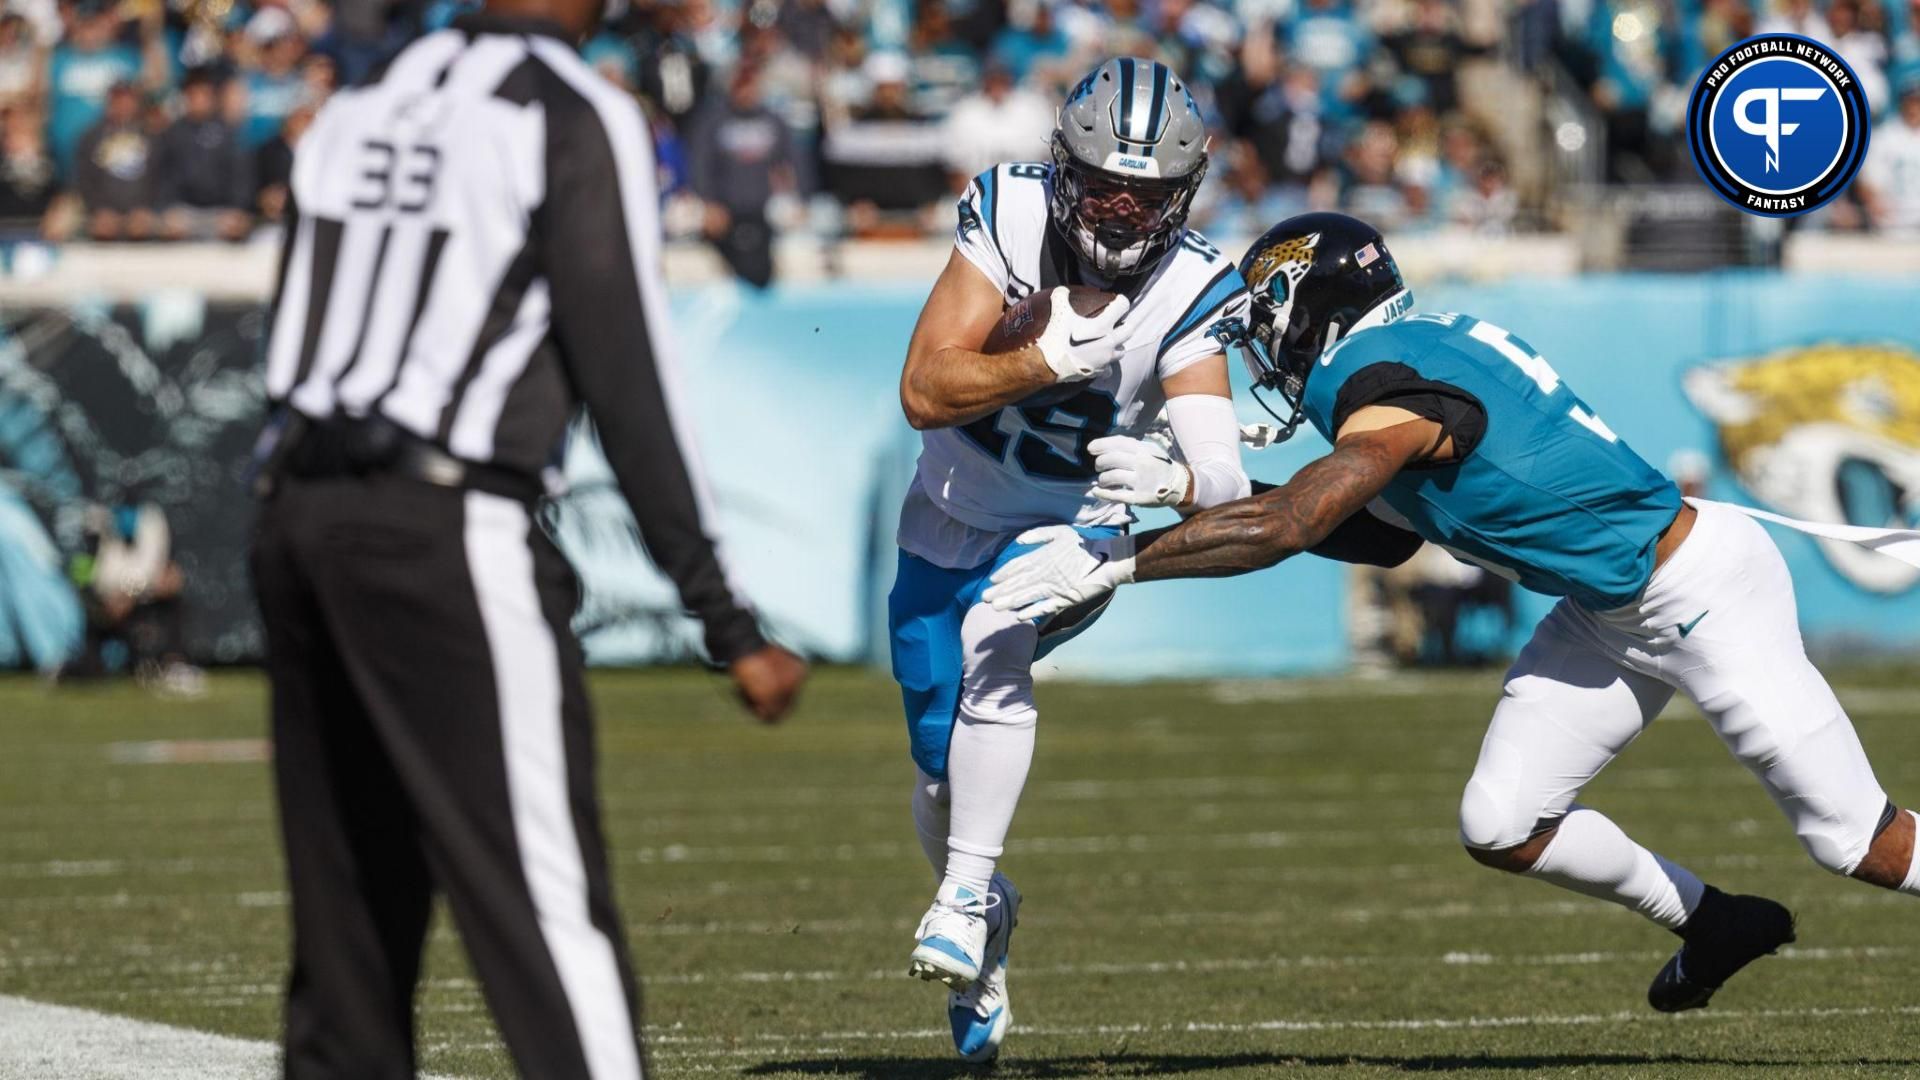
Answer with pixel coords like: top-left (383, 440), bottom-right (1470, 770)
top-left (982, 285), bottom-right (1117, 354)
top-left (983, 286), bottom-right (1118, 408)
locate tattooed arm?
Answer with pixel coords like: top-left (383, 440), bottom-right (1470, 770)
top-left (1132, 412), bottom-right (1439, 582)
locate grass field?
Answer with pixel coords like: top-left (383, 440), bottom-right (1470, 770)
top-left (3, 665), bottom-right (1919, 1079)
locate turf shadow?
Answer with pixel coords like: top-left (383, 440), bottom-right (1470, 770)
top-left (739, 1051), bottom-right (1909, 1077)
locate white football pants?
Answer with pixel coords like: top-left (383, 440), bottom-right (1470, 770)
top-left (1460, 499), bottom-right (1893, 877)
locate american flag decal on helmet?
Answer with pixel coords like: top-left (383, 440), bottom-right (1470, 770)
top-left (1355, 243), bottom-right (1380, 267)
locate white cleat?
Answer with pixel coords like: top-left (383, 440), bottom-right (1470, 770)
top-left (948, 872), bottom-right (1019, 1062)
top-left (907, 882), bottom-right (995, 991)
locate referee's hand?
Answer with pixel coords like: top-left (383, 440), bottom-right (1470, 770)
top-left (729, 645), bottom-right (808, 724)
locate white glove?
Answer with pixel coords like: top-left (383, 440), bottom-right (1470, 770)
top-left (1089, 435), bottom-right (1191, 507)
top-left (1033, 286), bottom-right (1132, 382)
top-left (982, 526), bottom-right (1136, 621)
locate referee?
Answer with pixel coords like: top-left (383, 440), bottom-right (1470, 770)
top-left (247, 0), bottom-right (808, 1074)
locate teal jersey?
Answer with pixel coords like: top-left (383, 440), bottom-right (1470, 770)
top-left (1301, 312), bottom-right (1682, 610)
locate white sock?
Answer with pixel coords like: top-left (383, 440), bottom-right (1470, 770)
top-left (1524, 805), bottom-right (1706, 930)
top-left (911, 770), bottom-right (949, 879)
top-left (939, 708), bottom-right (1035, 900)
top-left (1901, 811), bottom-right (1920, 896)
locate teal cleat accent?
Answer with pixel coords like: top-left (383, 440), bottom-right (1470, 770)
top-left (947, 872), bottom-right (1020, 1061)
top-left (909, 884), bottom-right (993, 990)
top-left (908, 938), bottom-right (981, 989)
top-left (949, 1003), bottom-right (1008, 1061)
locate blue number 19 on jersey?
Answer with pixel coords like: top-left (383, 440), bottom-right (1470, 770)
top-left (957, 388), bottom-right (1120, 481)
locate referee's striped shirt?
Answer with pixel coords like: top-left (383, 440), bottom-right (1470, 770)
top-left (263, 14), bottom-right (763, 662)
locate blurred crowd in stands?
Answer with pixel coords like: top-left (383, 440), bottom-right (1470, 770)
top-left (0, 0), bottom-right (346, 241)
top-left (0, 0), bottom-right (1915, 267)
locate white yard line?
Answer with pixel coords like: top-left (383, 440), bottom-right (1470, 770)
top-left (3, 751), bottom-right (1819, 823)
top-left (631, 942), bottom-right (1902, 988)
top-left (40, 943), bottom-right (1903, 1005)
top-left (1, 886), bottom-right (1906, 960)
top-left (104, 740), bottom-right (269, 765)
top-left (617, 899), bottom-right (1582, 939)
top-left (622, 814), bottom-right (1820, 867)
top-left (0, 849), bottom-right (1800, 909)
top-left (6, 971), bottom-right (1908, 1073)
top-left (649, 1003), bottom-right (1920, 1057)
top-left (623, 886), bottom-right (1916, 937)
top-left (4, 766), bottom-right (1750, 833)
top-left (0, 857), bottom-right (264, 881)
top-left (1205, 678), bottom-right (1920, 711)
top-left (629, 826), bottom-right (1464, 867)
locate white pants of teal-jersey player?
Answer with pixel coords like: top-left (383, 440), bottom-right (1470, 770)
top-left (1462, 498), bottom-right (1893, 879)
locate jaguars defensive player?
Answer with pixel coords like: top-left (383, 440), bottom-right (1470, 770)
top-left (987, 212), bottom-right (1920, 1012)
top-left (893, 57), bottom-right (1250, 1060)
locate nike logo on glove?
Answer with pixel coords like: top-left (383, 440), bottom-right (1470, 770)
top-left (1067, 334), bottom-right (1106, 347)
top-left (1675, 611), bottom-right (1709, 638)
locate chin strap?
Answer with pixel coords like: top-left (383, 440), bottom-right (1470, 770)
top-left (1247, 381), bottom-right (1307, 445)
top-left (1204, 314), bottom-right (1307, 447)
top-left (1239, 421), bottom-right (1284, 450)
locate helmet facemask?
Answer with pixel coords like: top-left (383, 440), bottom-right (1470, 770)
top-left (1237, 241), bottom-right (1324, 442)
top-left (1049, 133), bottom-right (1206, 279)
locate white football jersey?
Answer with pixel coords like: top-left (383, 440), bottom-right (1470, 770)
top-left (899, 161), bottom-right (1250, 569)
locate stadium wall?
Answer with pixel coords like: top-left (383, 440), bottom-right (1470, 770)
top-left (0, 268), bottom-right (1915, 674)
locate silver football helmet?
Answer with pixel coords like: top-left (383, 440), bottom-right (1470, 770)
top-left (1050, 57), bottom-right (1211, 278)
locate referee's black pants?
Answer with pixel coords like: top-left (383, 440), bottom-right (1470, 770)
top-left (251, 473), bottom-right (645, 1080)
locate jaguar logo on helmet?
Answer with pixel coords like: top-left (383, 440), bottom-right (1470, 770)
top-left (1686, 342), bottom-right (1920, 593)
top-left (1245, 232), bottom-right (1321, 309)
top-left (1049, 57), bottom-right (1211, 278)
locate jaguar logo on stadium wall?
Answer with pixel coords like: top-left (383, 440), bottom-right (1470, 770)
top-left (1686, 34), bottom-right (1871, 217)
top-left (1685, 343), bottom-right (1920, 593)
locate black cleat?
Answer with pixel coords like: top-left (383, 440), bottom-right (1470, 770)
top-left (1648, 886), bottom-right (1796, 1013)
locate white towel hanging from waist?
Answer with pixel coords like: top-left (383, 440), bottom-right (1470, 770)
top-left (1700, 499), bottom-right (1920, 571)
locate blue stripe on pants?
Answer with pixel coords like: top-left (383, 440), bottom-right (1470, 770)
top-left (888, 525), bottom-right (1122, 779)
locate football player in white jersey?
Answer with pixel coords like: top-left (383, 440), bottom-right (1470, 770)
top-left (891, 57), bottom-right (1251, 1060)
